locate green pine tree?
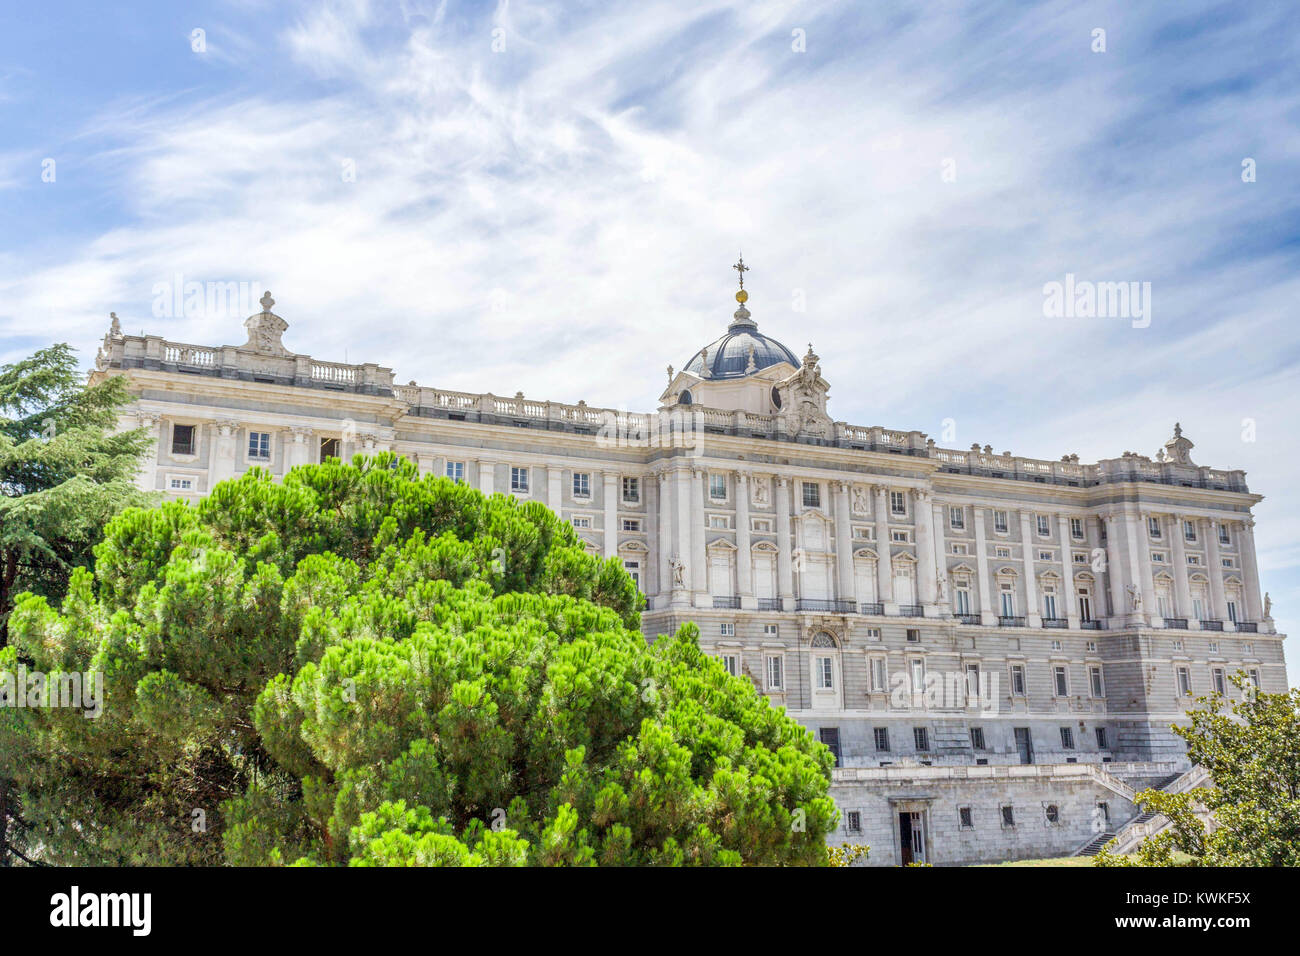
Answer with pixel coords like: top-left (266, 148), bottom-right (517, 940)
top-left (2, 456), bottom-right (838, 866)
top-left (0, 343), bottom-right (152, 866)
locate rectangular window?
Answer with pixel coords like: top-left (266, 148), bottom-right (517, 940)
top-left (818, 728), bottom-right (841, 767)
top-left (511, 467), bottom-right (530, 493)
top-left (708, 515), bottom-right (729, 529)
top-left (571, 516), bottom-right (591, 529)
top-left (719, 623), bottom-right (735, 637)
top-left (1151, 552), bottom-right (1165, 563)
top-left (752, 518), bottom-right (773, 533)
top-left (1208, 641), bottom-right (1219, 653)
top-left (622, 518), bottom-right (641, 532)
top-left (995, 546), bottom-right (1011, 558)
top-left (1213, 667), bottom-right (1226, 695)
top-left (873, 727), bottom-right (890, 752)
top-left (1184, 520), bottom-right (1197, 542)
top-left (890, 491), bottom-right (906, 515)
top-left (1095, 727), bottom-right (1108, 749)
top-left (951, 543), bottom-right (969, 555)
top-left (949, 506), bottom-right (965, 530)
top-left (913, 727), bottom-right (929, 751)
top-left (1226, 600), bottom-right (1239, 623)
top-left (817, 656), bottom-right (835, 690)
top-left (1070, 517), bottom-right (1084, 539)
top-left (846, 810), bottom-right (862, 833)
top-left (1000, 588), bottom-right (1015, 617)
top-left (1060, 726), bottom-right (1075, 749)
top-left (763, 623), bottom-right (779, 636)
top-left (1148, 516), bottom-right (1162, 538)
top-left (622, 476), bottom-right (640, 502)
top-left (1010, 664), bottom-right (1026, 696)
top-left (1043, 592), bottom-right (1058, 619)
top-left (1001, 806), bottom-right (1015, 827)
top-left (719, 653), bottom-right (738, 676)
top-left (320, 437), bottom-right (341, 462)
top-left (1248, 669), bottom-right (1260, 690)
top-left (623, 560), bottom-right (641, 590)
top-left (171, 423), bottom-right (196, 456)
top-left (1038, 550), bottom-right (1053, 562)
top-left (168, 475), bottom-right (194, 491)
top-left (870, 657), bottom-right (886, 692)
top-left (909, 659), bottom-right (925, 694)
top-left (1090, 666), bottom-right (1104, 698)
top-left (247, 431), bottom-right (271, 460)
top-left (906, 628), bottom-right (920, 643)
top-left (993, 510), bottom-right (1009, 533)
top-left (797, 481), bottom-right (818, 508)
top-left (1073, 551), bottom-right (1088, 564)
top-left (959, 807), bottom-right (974, 829)
top-left (891, 530), bottom-right (910, 543)
top-left (1054, 665), bottom-right (1069, 697)
top-left (954, 588), bottom-right (971, 615)
top-left (1037, 514), bottom-right (1050, 536)
top-left (1188, 555), bottom-right (1201, 566)
top-left (1177, 666), bottom-right (1192, 697)
top-left (1219, 524), bottom-right (1230, 545)
top-left (970, 727), bottom-right (986, 750)
top-left (572, 472), bottom-right (591, 497)
top-left (710, 473), bottom-right (727, 500)
top-left (766, 656), bottom-right (784, 690)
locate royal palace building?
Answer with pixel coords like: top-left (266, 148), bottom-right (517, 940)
top-left (90, 268), bottom-right (1287, 865)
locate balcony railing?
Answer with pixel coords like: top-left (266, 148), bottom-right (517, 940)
top-left (1200, 619), bottom-right (1224, 631)
top-left (1042, 617), bottom-right (1068, 629)
top-left (796, 598), bottom-right (856, 614)
top-left (712, 596), bottom-right (741, 609)
top-left (1080, 619), bottom-right (1102, 630)
top-left (858, 602), bottom-right (885, 616)
top-left (954, 614), bottom-right (981, 625)
top-left (1237, 621), bottom-right (1258, 633)
top-left (1164, 618), bottom-right (1188, 630)
top-left (757, 598), bottom-right (782, 611)
top-left (897, 604), bottom-right (924, 618)
top-left (998, 616), bottom-right (1026, 628)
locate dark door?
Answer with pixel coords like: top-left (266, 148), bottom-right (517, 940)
top-left (899, 812), bottom-right (913, 865)
top-left (819, 727), bottom-right (842, 767)
top-left (1014, 727), bottom-right (1033, 765)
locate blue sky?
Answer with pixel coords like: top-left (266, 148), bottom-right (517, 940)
top-left (1, 1), bottom-right (1298, 684)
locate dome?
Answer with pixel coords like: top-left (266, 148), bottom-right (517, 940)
top-left (683, 305), bottom-right (799, 381)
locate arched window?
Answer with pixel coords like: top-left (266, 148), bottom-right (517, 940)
top-left (811, 631), bottom-right (838, 648)
top-left (678, 389), bottom-right (693, 405)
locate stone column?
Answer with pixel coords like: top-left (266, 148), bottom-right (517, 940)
top-left (1170, 513), bottom-right (1192, 620)
top-left (973, 506), bottom-right (995, 625)
top-left (547, 466), bottom-right (563, 514)
top-left (674, 466), bottom-right (692, 606)
top-left (1131, 511), bottom-right (1158, 626)
top-left (657, 471), bottom-right (674, 607)
top-left (1238, 518), bottom-right (1264, 622)
top-left (134, 412), bottom-right (162, 491)
top-left (287, 426), bottom-right (314, 471)
top-left (914, 490), bottom-right (938, 614)
top-left (1018, 510), bottom-right (1041, 627)
top-left (1057, 514), bottom-right (1080, 628)
top-left (211, 419), bottom-right (241, 485)
top-left (932, 500), bottom-right (949, 611)
top-left (1103, 514), bottom-right (1126, 626)
top-left (775, 476), bottom-right (795, 609)
top-left (872, 485), bottom-right (896, 613)
top-left (603, 471), bottom-right (619, 559)
top-left (735, 471), bottom-right (754, 608)
top-left (833, 481), bottom-right (855, 607)
top-left (1204, 518), bottom-right (1229, 625)
top-left (690, 466), bottom-right (707, 603)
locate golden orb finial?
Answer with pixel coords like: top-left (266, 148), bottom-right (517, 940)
top-left (735, 289), bottom-right (748, 303)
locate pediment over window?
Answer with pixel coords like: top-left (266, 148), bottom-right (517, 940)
top-left (949, 562), bottom-right (976, 575)
top-left (706, 537), bottom-right (738, 552)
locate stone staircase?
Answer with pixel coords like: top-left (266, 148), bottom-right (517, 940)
top-left (1074, 831), bottom-right (1116, 857)
top-left (1074, 766), bottom-right (1210, 857)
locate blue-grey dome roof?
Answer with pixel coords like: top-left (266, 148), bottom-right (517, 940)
top-left (684, 307), bottom-right (798, 380)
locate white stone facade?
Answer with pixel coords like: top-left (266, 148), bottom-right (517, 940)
top-left (90, 285), bottom-right (1287, 864)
